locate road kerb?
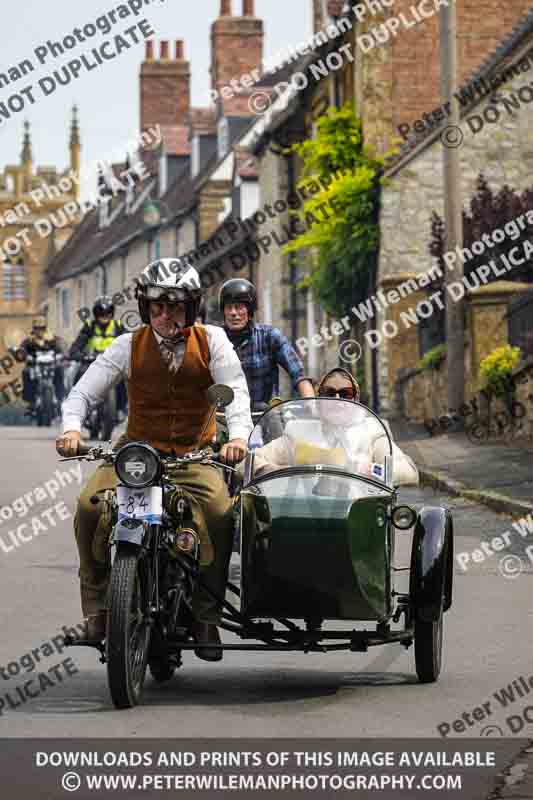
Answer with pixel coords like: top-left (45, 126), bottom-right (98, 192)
top-left (419, 467), bottom-right (533, 518)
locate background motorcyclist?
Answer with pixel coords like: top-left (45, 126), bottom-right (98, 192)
top-left (68, 296), bottom-right (128, 416)
top-left (219, 278), bottom-right (315, 407)
top-left (20, 316), bottom-right (65, 415)
top-left (56, 259), bottom-right (253, 660)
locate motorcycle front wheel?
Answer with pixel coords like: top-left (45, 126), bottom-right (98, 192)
top-left (36, 383), bottom-right (54, 426)
top-left (107, 546), bottom-right (152, 709)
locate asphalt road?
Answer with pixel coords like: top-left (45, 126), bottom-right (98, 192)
top-left (1, 425), bottom-right (532, 738)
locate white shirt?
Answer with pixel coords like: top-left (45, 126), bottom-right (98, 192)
top-left (62, 324), bottom-right (253, 442)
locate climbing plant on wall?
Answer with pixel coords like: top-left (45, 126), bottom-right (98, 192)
top-left (283, 104), bottom-right (386, 318)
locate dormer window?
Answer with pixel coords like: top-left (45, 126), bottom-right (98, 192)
top-left (191, 135), bottom-right (201, 178)
top-left (218, 116), bottom-right (230, 160)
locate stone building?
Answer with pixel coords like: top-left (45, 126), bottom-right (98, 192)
top-left (46, 1), bottom-right (265, 341)
top-left (250, 0), bottom-right (533, 402)
top-left (0, 109), bottom-right (80, 351)
top-left (375, 12), bottom-right (533, 415)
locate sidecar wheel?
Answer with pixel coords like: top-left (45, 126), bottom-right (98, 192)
top-left (107, 547), bottom-right (151, 709)
top-left (414, 612), bottom-right (443, 683)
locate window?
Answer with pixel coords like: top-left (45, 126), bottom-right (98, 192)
top-left (2, 260), bottom-right (13, 299)
top-left (61, 288), bottom-right (71, 329)
top-left (93, 265), bottom-right (106, 298)
top-left (2, 258), bottom-right (26, 300)
top-left (55, 288), bottom-right (61, 325)
top-left (13, 259), bottom-right (26, 299)
top-left (217, 117), bottom-right (230, 160)
top-left (191, 135), bottom-right (201, 178)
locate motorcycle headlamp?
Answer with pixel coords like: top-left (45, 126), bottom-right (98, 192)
top-left (115, 443), bottom-right (161, 489)
top-left (144, 286), bottom-right (186, 303)
top-left (391, 505), bottom-right (417, 530)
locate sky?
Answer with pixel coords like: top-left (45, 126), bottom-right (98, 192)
top-left (0, 0), bottom-right (312, 175)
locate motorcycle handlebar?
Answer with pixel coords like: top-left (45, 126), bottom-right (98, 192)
top-left (77, 441), bottom-right (94, 456)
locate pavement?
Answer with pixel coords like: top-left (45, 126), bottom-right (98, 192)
top-left (391, 418), bottom-right (533, 518)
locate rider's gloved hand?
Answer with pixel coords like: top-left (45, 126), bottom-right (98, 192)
top-left (56, 430), bottom-right (82, 457)
top-left (220, 438), bottom-right (247, 466)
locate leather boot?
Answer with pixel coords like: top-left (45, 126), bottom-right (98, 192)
top-left (192, 621), bottom-right (223, 662)
top-left (71, 612), bottom-right (107, 644)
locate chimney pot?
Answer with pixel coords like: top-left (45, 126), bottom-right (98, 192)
top-left (160, 40), bottom-right (169, 59)
top-left (175, 40), bottom-right (184, 60)
top-left (220, 0), bottom-right (231, 15)
top-left (145, 40), bottom-right (154, 60)
top-left (243, 0), bottom-right (254, 15)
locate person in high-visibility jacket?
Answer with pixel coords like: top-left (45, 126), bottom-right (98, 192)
top-left (69, 296), bottom-right (127, 414)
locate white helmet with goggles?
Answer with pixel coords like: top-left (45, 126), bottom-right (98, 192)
top-left (135, 258), bottom-right (202, 328)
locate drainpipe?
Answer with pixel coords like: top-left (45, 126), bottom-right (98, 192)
top-left (286, 153), bottom-right (298, 346)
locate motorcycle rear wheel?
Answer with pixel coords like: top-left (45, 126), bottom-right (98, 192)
top-left (107, 546), bottom-right (151, 709)
top-left (100, 391), bottom-right (117, 442)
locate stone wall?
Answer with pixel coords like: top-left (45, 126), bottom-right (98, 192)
top-left (400, 284), bottom-right (533, 423)
top-left (375, 36), bottom-right (533, 414)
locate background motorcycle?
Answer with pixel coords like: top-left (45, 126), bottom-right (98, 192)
top-left (26, 351), bottom-right (61, 426)
top-left (75, 353), bottom-right (118, 441)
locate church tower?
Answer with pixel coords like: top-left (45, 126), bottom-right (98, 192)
top-left (70, 105), bottom-right (81, 200)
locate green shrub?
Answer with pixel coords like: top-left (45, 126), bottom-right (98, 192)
top-left (479, 345), bottom-right (521, 396)
top-left (418, 344), bottom-right (447, 371)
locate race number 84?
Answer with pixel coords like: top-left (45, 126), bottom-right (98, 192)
top-left (116, 486), bottom-right (163, 522)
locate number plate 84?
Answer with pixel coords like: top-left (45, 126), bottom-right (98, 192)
top-left (116, 485), bottom-right (163, 523)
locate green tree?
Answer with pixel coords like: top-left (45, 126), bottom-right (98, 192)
top-left (283, 104), bottom-right (386, 318)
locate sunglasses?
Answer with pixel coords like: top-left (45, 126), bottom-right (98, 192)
top-left (318, 386), bottom-right (356, 400)
top-left (149, 300), bottom-right (186, 314)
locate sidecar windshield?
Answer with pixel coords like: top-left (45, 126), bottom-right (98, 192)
top-left (248, 399), bottom-right (393, 485)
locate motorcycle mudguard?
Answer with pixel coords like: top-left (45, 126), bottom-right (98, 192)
top-left (410, 506), bottom-right (453, 623)
top-left (111, 519), bottom-right (145, 547)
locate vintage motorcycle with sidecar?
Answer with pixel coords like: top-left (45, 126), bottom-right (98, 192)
top-left (61, 388), bottom-right (453, 709)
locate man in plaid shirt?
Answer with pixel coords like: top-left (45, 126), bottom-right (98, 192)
top-left (219, 279), bottom-right (315, 406)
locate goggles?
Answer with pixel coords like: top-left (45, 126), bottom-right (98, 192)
top-left (144, 286), bottom-right (187, 303)
top-left (318, 386), bottom-right (356, 400)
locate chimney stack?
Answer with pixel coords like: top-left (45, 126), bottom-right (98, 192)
top-left (140, 39), bottom-right (191, 132)
top-left (211, 1), bottom-right (263, 115)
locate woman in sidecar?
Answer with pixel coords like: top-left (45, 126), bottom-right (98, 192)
top-left (251, 368), bottom-right (418, 486)
top-left (238, 368), bottom-right (453, 683)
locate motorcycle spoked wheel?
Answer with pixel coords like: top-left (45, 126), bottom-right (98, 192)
top-left (148, 562), bottom-right (192, 682)
top-left (107, 546), bottom-right (152, 709)
top-left (36, 384), bottom-right (54, 427)
top-left (100, 391), bottom-right (117, 442)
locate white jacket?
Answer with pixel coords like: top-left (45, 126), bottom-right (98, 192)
top-left (252, 416), bottom-right (419, 486)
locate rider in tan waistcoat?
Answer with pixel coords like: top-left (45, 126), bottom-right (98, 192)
top-left (56, 258), bottom-right (253, 661)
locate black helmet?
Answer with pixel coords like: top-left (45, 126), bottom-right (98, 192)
top-left (93, 296), bottom-right (114, 318)
top-left (219, 279), bottom-right (257, 314)
top-left (135, 258), bottom-right (202, 328)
